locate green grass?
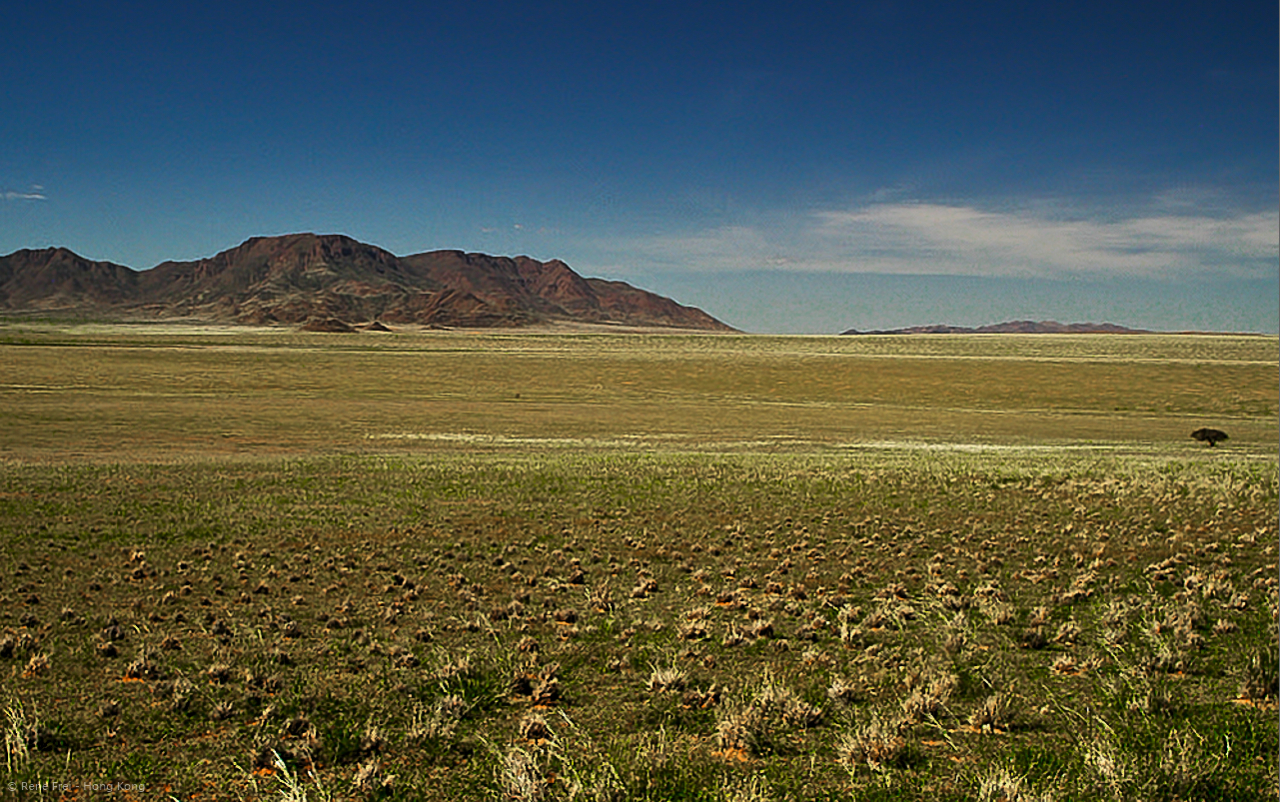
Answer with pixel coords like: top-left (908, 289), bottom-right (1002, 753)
top-left (0, 324), bottom-right (1275, 800)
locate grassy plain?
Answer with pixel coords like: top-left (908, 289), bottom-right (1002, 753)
top-left (0, 323), bottom-right (1276, 800)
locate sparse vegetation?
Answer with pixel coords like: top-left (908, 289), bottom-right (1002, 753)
top-left (0, 326), bottom-right (1275, 799)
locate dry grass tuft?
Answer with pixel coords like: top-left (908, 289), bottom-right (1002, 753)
top-left (647, 663), bottom-right (688, 694)
top-left (975, 765), bottom-right (1055, 801)
top-left (969, 692), bottom-right (1016, 733)
top-left (1237, 646), bottom-right (1279, 702)
top-left (837, 710), bottom-right (908, 773)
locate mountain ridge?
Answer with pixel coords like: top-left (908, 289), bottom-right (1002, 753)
top-left (841, 320), bottom-right (1152, 335)
top-left (0, 234), bottom-right (734, 331)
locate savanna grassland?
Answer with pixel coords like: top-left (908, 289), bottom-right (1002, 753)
top-left (0, 322), bottom-right (1276, 801)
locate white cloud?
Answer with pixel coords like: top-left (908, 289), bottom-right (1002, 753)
top-left (3, 190), bottom-right (46, 201)
top-left (598, 200), bottom-right (1279, 280)
top-left (810, 204), bottom-right (1278, 278)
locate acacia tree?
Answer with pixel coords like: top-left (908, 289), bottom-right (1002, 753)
top-left (1191, 428), bottom-right (1229, 447)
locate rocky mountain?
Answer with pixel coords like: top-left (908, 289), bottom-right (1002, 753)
top-left (0, 234), bottom-right (734, 331)
top-left (841, 320), bottom-right (1150, 335)
top-left (0, 247), bottom-right (139, 309)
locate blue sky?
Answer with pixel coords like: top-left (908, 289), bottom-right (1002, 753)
top-left (2, 0), bottom-right (1276, 333)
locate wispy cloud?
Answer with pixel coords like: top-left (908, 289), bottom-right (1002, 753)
top-left (601, 199), bottom-right (1279, 280)
top-left (810, 204), bottom-right (1278, 278)
top-left (3, 188), bottom-right (47, 202)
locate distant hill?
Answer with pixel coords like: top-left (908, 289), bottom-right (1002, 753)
top-left (0, 234), bottom-right (735, 331)
top-left (841, 320), bottom-right (1151, 335)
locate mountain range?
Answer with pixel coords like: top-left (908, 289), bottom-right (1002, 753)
top-left (0, 233), bottom-right (734, 331)
top-left (841, 321), bottom-right (1151, 335)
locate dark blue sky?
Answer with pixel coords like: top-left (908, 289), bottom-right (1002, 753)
top-left (3, 1), bottom-right (1276, 332)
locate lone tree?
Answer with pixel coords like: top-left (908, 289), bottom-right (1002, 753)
top-left (1191, 428), bottom-right (1229, 447)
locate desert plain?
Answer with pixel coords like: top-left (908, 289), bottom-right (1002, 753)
top-left (0, 322), bottom-right (1276, 800)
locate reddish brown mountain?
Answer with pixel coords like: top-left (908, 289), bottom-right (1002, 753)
top-left (0, 234), bottom-right (734, 331)
top-left (398, 250), bottom-right (727, 330)
top-left (841, 320), bottom-right (1150, 335)
top-left (0, 247), bottom-right (139, 309)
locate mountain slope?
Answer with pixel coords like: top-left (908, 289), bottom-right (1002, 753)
top-left (400, 250), bottom-right (728, 330)
top-left (0, 234), bottom-right (735, 330)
